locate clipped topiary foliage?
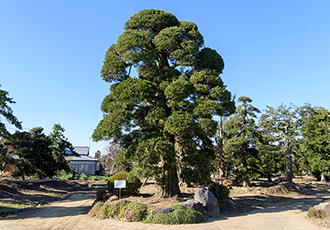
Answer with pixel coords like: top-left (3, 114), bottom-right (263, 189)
top-left (208, 181), bottom-right (230, 203)
top-left (96, 188), bottom-right (107, 201)
top-left (107, 172), bottom-right (141, 195)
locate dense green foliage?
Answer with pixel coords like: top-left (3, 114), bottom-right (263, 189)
top-left (96, 188), bottom-right (107, 202)
top-left (93, 9), bottom-right (235, 197)
top-left (208, 181), bottom-right (230, 203)
top-left (6, 128), bottom-right (55, 179)
top-left (300, 106), bottom-right (330, 180)
top-left (107, 172), bottom-right (141, 195)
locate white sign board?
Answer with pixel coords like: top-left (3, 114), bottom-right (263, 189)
top-left (114, 180), bottom-right (126, 189)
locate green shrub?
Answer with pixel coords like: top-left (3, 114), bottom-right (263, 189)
top-left (80, 173), bottom-right (87, 180)
top-left (144, 205), bottom-right (205, 224)
top-left (208, 181), bottom-right (230, 203)
top-left (307, 208), bottom-right (327, 219)
top-left (107, 172), bottom-right (141, 195)
top-left (61, 173), bottom-right (74, 180)
top-left (90, 176), bottom-right (96, 180)
top-left (96, 189), bottom-right (107, 202)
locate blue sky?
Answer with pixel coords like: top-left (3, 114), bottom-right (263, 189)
top-left (1, 1), bottom-right (329, 155)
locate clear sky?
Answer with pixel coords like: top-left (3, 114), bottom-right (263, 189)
top-left (1, 1), bottom-right (329, 155)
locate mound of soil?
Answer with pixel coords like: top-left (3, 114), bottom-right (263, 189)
top-left (0, 179), bottom-right (92, 217)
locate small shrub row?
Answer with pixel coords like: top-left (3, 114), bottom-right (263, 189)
top-left (90, 175), bottom-right (111, 181)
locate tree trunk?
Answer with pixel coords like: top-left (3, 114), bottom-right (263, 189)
top-left (215, 117), bottom-right (226, 179)
top-left (267, 173), bottom-right (272, 182)
top-left (321, 174), bottom-right (328, 182)
top-left (285, 148), bottom-right (293, 183)
top-left (155, 163), bottom-right (181, 198)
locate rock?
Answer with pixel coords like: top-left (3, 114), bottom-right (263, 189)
top-left (150, 208), bottom-right (175, 215)
top-left (194, 188), bottom-right (220, 217)
top-left (179, 200), bottom-right (207, 217)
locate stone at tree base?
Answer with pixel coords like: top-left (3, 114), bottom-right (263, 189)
top-left (194, 188), bottom-right (220, 217)
top-left (179, 200), bottom-right (207, 217)
top-left (150, 208), bottom-right (175, 215)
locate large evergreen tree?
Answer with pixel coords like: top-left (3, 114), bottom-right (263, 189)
top-left (93, 9), bottom-right (235, 197)
top-left (223, 96), bottom-right (261, 186)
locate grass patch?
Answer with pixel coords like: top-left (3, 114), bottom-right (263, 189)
top-left (307, 207), bottom-right (327, 219)
top-left (89, 200), bottom-right (205, 225)
top-left (144, 204), bottom-right (205, 225)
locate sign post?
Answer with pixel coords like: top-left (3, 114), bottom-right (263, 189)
top-left (114, 180), bottom-right (126, 199)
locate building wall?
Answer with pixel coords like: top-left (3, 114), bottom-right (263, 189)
top-left (70, 162), bottom-right (96, 175)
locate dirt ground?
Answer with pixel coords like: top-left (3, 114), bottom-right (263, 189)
top-left (1, 177), bottom-right (330, 229)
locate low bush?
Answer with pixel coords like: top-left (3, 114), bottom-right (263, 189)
top-left (307, 207), bottom-right (327, 219)
top-left (144, 204), bottom-right (205, 224)
top-left (60, 173), bottom-right (74, 180)
top-left (80, 173), bottom-right (87, 180)
top-left (107, 172), bottom-right (141, 195)
top-left (208, 181), bottom-right (230, 203)
top-left (96, 189), bottom-right (107, 202)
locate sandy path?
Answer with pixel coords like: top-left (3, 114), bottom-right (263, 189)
top-left (0, 194), bottom-right (328, 230)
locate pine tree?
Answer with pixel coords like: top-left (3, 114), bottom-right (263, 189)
top-left (224, 96), bottom-right (261, 186)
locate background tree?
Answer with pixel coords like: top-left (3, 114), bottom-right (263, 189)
top-left (4, 131), bottom-right (33, 180)
top-left (0, 85), bottom-right (22, 136)
top-left (0, 85), bottom-right (22, 170)
top-left (93, 9), bottom-right (235, 197)
top-left (5, 127), bottom-right (72, 179)
top-left (48, 124), bottom-right (77, 174)
top-left (260, 104), bottom-right (300, 183)
top-left (223, 96), bottom-right (261, 186)
top-left (94, 150), bottom-right (101, 159)
top-left (257, 115), bottom-right (283, 182)
top-left (299, 105), bottom-right (330, 181)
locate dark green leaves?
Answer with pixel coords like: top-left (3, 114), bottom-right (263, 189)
top-left (124, 9), bottom-right (179, 32)
top-left (0, 86), bottom-right (22, 136)
top-left (165, 111), bottom-right (195, 136)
